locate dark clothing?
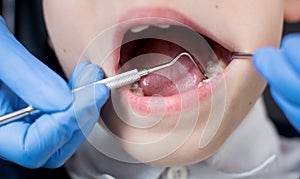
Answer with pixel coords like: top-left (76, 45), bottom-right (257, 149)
top-left (0, 160), bottom-right (70, 179)
top-left (0, 0), bottom-right (2, 15)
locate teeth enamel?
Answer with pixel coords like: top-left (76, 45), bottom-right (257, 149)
top-left (158, 24), bottom-right (171, 29)
top-left (205, 61), bottom-right (224, 78)
top-left (130, 25), bottom-right (150, 33)
top-left (130, 82), bottom-right (144, 96)
top-left (198, 60), bottom-right (225, 87)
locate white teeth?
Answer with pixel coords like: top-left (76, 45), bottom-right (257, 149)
top-left (130, 25), bottom-right (150, 33)
top-left (158, 24), bottom-right (171, 29)
top-left (130, 82), bottom-right (144, 96)
top-left (130, 24), bottom-right (172, 33)
top-left (205, 61), bottom-right (224, 78)
top-left (198, 60), bottom-right (225, 87)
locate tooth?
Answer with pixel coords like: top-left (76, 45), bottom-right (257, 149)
top-left (130, 82), bottom-right (139, 90)
top-left (198, 76), bottom-right (215, 87)
top-left (219, 60), bottom-right (226, 69)
top-left (198, 82), bottom-right (204, 88)
top-left (130, 83), bottom-right (144, 96)
top-left (206, 61), bottom-right (223, 77)
top-left (198, 60), bottom-right (225, 87)
top-left (158, 24), bottom-right (171, 29)
top-left (130, 25), bottom-right (150, 33)
top-left (132, 88), bottom-right (144, 96)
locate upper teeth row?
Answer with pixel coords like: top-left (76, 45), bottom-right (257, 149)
top-left (130, 24), bottom-right (171, 33)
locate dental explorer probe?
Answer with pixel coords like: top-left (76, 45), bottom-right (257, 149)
top-left (72, 52), bottom-right (201, 92)
top-left (0, 52), bottom-right (252, 125)
top-left (0, 52), bottom-right (194, 125)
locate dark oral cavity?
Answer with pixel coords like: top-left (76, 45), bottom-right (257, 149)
top-left (119, 25), bottom-right (230, 97)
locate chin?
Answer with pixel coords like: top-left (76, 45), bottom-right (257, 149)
top-left (97, 8), bottom-right (266, 166)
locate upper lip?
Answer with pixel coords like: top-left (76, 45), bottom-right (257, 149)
top-left (112, 8), bottom-right (227, 75)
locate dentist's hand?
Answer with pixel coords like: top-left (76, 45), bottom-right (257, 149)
top-left (253, 34), bottom-right (300, 132)
top-left (0, 16), bottom-right (109, 168)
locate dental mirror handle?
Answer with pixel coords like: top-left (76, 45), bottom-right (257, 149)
top-left (0, 68), bottom-right (149, 125)
top-left (0, 106), bottom-right (39, 125)
top-left (73, 69), bottom-right (148, 91)
top-left (231, 52), bottom-right (253, 60)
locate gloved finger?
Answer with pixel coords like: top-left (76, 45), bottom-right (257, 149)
top-left (69, 61), bottom-right (91, 89)
top-left (69, 61), bottom-right (105, 89)
top-left (281, 34), bottom-right (300, 71)
top-left (0, 109), bottom-right (79, 168)
top-left (43, 83), bottom-right (108, 168)
top-left (43, 127), bottom-right (86, 168)
top-left (70, 62), bottom-right (107, 113)
top-left (270, 87), bottom-right (300, 132)
top-left (0, 16), bottom-right (71, 112)
top-left (0, 67), bottom-right (108, 168)
top-left (42, 63), bottom-right (109, 168)
top-left (253, 47), bottom-right (300, 103)
top-left (0, 62), bottom-right (108, 168)
top-left (0, 82), bottom-right (27, 115)
top-left (69, 62), bottom-right (107, 137)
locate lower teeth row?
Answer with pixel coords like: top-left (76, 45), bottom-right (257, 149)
top-left (130, 60), bottom-right (225, 96)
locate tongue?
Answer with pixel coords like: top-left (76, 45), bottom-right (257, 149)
top-left (139, 73), bottom-right (178, 96)
top-left (134, 40), bottom-right (204, 97)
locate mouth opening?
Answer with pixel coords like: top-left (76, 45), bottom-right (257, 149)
top-left (119, 24), bottom-right (231, 97)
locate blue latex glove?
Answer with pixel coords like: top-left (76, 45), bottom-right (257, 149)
top-left (0, 16), bottom-right (109, 168)
top-left (253, 34), bottom-right (300, 132)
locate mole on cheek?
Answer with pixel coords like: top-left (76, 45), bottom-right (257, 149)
top-left (215, 4), bottom-right (219, 9)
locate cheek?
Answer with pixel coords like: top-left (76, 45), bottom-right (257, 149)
top-left (190, 0), bottom-right (284, 52)
top-left (43, 1), bottom-right (100, 78)
top-left (284, 0), bottom-right (300, 22)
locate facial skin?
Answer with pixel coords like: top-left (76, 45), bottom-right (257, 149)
top-left (284, 0), bottom-right (300, 22)
top-left (43, 0), bottom-right (283, 166)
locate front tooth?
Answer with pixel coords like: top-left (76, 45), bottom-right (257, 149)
top-left (158, 24), bottom-right (171, 29)
top-left (130, 25), bottom-right (150, 33)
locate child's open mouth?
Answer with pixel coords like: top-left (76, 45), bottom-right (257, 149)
top-left (111, 9), bottom-right (232, 114)
top-left (119, 25), bottom-right (230, 97)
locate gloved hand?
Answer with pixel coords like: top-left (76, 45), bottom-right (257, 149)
top-left (0, 16), bottom-right (109, 168)
top-left (253, 34), bottom-right (300, 132)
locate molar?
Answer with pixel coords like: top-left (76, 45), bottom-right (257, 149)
top-left (198, 60), bottom-right (225, 87)
top-left (130, 82), bottom-right (144, 96)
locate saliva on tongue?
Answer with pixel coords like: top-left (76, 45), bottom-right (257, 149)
top-left (133, 40), bottom-right (204, 97)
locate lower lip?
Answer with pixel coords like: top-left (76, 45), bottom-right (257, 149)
top-left (112, 8), bottom-right (231, 115)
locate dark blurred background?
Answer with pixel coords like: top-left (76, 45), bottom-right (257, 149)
top-left (0, 0), bottom-right (70, 178)
top-left (0, 0), bottom-right (299, 178)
